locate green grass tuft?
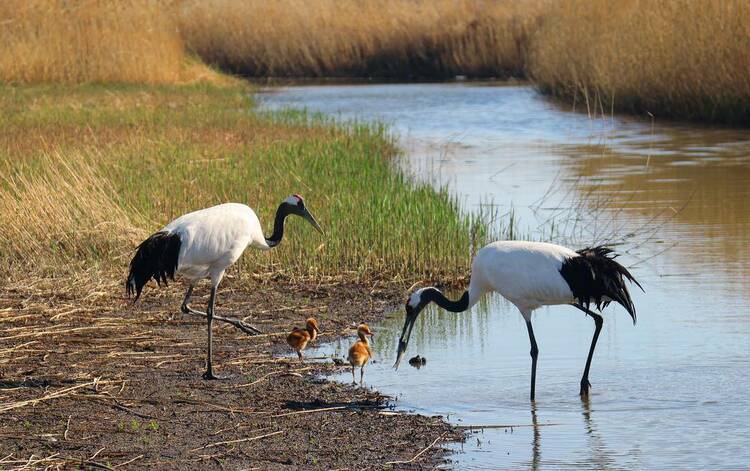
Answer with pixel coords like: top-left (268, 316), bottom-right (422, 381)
top-left (0, 83), bottom-right (500, 284)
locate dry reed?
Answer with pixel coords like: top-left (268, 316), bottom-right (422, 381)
top-left (0, 150), bottom-right (145, 273)
top-left (3, 0), bottom-right (749, 124)
top-left (0, 0), bottom-right (230, 85)
top-left (178, 0), bottom-right (545, 78)
top-left (530, 0), bottom-right (750, 123)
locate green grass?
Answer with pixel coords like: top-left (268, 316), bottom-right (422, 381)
top-left (0, 83), bottom-right (495, 283)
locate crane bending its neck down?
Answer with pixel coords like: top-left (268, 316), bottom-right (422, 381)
top-left (392, 240), bottom-right (643, 400)
top-left (394, 287), bottom-right (476, 369)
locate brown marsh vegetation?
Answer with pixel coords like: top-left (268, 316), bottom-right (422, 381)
top-left (0, 0), bottom-right (187, 84)
top-left (178, 0), bottom-right (543, 79)
top-left (2, 1), bottom-right (748, 123)
top-left (529, 0), bottom-right (750, 124)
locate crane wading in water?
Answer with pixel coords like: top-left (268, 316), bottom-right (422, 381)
top-left (394, 241), bottom-right (643, 400)
top-left (126, 195), bottom-right (323, 380)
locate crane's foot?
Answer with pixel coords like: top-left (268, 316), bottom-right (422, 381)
top-left (580, 378), bottom-right (592, 397)
top-left (202, 370), bottom-right (233, 381)
top-left (182, 306), bottom-right (263, 336)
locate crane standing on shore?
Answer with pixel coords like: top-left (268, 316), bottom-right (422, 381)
top-left (126, 195), bottom-right (323, 380)
top-left (395, 241), bottom-right (643, 401)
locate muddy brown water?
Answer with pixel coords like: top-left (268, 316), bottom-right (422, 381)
top-left (261, 83), bottom-right (750, 470)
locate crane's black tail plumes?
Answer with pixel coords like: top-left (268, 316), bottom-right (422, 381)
top-left (560, 246), bottom-right (644, 324)
top-left (126, 231), bottom-right (181, 301)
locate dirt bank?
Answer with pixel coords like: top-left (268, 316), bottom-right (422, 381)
top-left (0, 277), bottom-right (463, 469)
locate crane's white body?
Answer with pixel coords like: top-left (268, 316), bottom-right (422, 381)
top-left (469, 241), bottom-right (578, 315)
top-left (127, 194), bottom-right (322, 379)
top-left (162, 203), bottom-right (271, 285)
top-left (400, 240), bottom-right (640, 399)
top-left (409, 240), bottom-right (579, 319)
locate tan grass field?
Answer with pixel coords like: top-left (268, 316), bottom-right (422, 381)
top-left (178, 0), bottom-right (543, 79)
top-left (0, 0), bottom-right (184, 84)
top-left (1, 0), bottom-right (747, 123)
top-left (530, 0), bottom-right (750, 123)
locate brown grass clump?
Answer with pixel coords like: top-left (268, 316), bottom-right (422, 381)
top-left (530, 0), bottom-right (750, 123)
top-left (0, 151), bottom-right (145, 273)
top-left (0, 0), bottom-right (185, 84)
top-left (178, 0), bottom-right (545, 78)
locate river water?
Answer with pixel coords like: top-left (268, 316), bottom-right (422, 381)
top-left (260, 83), bottom-right (750, 470)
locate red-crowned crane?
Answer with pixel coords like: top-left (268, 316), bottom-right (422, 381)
top-left (394, 241), bottom-right (643, 401)
top-left (126, 195), bottom-right (323, 380)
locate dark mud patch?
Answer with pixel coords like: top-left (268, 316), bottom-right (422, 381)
top-left (0, 277), bottom-right (463, 469)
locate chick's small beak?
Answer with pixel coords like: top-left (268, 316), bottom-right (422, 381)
top-left (303, 208), bottom-right (324, 235)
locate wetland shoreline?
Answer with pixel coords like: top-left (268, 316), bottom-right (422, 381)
top-left (0, 277), bottom-right (463, 469)
top-left (0, 82), bottom-right (474, 469)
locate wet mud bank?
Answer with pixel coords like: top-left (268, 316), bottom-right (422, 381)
top-left (0, 278), bottom-right (463, 469)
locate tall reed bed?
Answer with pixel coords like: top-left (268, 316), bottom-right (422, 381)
top-left (178, 0), bottom-right (544, 78)
top-left (530, 0), bottom-right (750, 123)
top-left (0, 0), bottom-right (188, 84)
top-left (0, 84), bottom-right (493, 281)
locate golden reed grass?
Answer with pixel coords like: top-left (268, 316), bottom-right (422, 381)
top-left (0, 0), bottom-right (228, 84)
top-left (177, 0), bottom-right (544, 78)
top-left (530, 0), bottom-right (750, 123)
top-left (0, 0), bottom-right (181, 84)
top-left (0, 150), bottom-right (145, 272)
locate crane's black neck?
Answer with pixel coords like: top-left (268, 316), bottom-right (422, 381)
top-left (265, 202), bottom-right (294, 248)
top-left (424, 288), bottom-right (470, 313)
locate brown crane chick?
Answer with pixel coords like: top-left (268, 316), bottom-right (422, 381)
top-left (347, 323), bottom-right (374, 385)
top-left (287, 318), bottom-right (320, 361)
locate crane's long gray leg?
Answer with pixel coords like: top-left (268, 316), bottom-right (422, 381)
top-left (202, 286), bottom-right (220, 380)
top-left (181, 286), bottom-right (262, 335)
top-left (525, 319), bottom-right (539, 401)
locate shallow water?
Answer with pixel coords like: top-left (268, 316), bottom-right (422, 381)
top-left (261, 83), bottom-right (750, 470)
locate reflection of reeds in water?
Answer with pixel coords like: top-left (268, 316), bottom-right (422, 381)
top-left (552, 133), bottom-right (750, 279)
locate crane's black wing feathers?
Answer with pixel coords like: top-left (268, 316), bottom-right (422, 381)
top-left (559, 246), bottom-right (643, 324)
top-left (125, 231), bottom-right (181, 301)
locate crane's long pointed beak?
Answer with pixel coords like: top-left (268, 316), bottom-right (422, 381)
top-left (394, 340), bottom-right (408, 370)
top-left (393, 310), bottom-right (418, 370)
top-left (303, 209), bottom-right (324, 235)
